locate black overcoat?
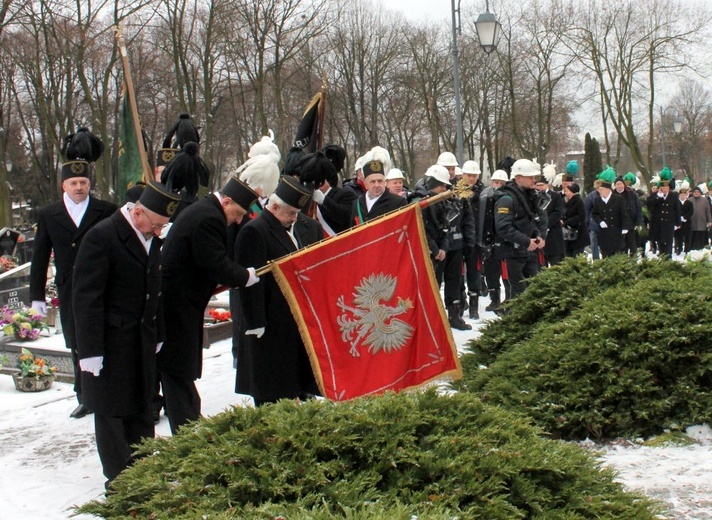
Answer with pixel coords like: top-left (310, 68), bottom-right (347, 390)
top-left (647, 191), bottom-right (681, 244)
top-left (30, 197), bottom-right (117, 348)
top-left (591, 192), bottom-right (631, 256)
top-left (562, 193), bottom-right (590, 251)
top-left (159, 195), bottom-right (250, 380)
top-left (235, 210), bottom-right (319, 402)
top-left (543, 189), bottom-right (565, 258)
top-left (73, 211), bottom-right (163, 417)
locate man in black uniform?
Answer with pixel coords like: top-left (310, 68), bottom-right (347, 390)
top-left (158, 176), bottom-right (260, 434)
top-left (494, 159), bottom-right (548, 303)
top-left (235, 176), bottom-right (322, 406)
top-left (351, 159), bottom-right (407, 225)
top-left (73, 181), bottom-right (179, 487)
top-left (30, 128), bottom-right (117, 419)
top-left (647, 167), bottom-right (681, 257)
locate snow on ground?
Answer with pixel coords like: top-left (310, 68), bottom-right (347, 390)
top-left (0, 302), bottom-right (711, 519)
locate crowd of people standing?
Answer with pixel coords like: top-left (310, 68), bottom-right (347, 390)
top-left (28, 120), bottom-right (712, 488)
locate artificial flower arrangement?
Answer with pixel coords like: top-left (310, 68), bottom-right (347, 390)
top-left (0, 254), bottom-right (18, 274)
top-left (17, 347), bottom-right (57, 380)
top-left (208, 308), bottom-right (231, 323)
top-left (1, 304), bottom-right (50, 341)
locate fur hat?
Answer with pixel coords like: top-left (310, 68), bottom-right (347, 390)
top-left (236, 154), bottom-right (280, 198)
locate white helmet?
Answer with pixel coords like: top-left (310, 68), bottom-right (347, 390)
top-left (461, 160), bottom-right (481, 175)
top-left (425, 164), bottom-right (452, 186)
top-left (436, 151), bottom-right (458, 167)
top-left (385, 168), bottom-right (405, 180)
top-left (490, 169), bottom-right (509, 182)
top-left (511, 159), bottom-right (539, 177)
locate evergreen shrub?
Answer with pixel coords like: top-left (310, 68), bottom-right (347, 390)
top-left (77, 391), bottom-right (660, 519)
top-left (458, 257), bottom-right (712, 440)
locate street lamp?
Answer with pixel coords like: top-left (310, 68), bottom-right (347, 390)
top-left (660, 106), bottom-right (683, 169)
top-left (451, 0), bottom-right (502, 166)
top-left (475, 0), bottom-right (502, 55)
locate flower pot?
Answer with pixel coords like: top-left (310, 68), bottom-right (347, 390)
top-left (12, 373), bottom-right (55, 392)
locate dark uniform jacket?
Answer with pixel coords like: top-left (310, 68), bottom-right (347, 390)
top-left (316, 186), bottom-right (357, 234)
top-left (494, 181), bottom-right (548, 259)
top-left (412, 185), bottom-right (449, 257)
top-left (235, 210), bottom-right (320, 402)
top-left (73, 211), bottom-right (163, 417)
top-left (591, 192), bottom-right (631, 256)
top-left (159, 195), bottom-right (250, 381)
top-left (646, 191), bottom-right (681, 244)
top-left (351, 189), bottom-right (407, 225)
top-left (30, 196), bottom-right (117, 348)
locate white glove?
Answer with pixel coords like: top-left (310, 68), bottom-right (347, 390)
top-left (621, 229), bottom-right (628, 235)
top-left (31, 300), bottom-right (48, 316)
top-left (599, 221), bottom-right (608, 229)
top-left (246, 267), bottom-right (260, 287)
top-left (80, 356), bottom-right (104, 376)
top-left (681, 217), bottom-right (687, 222)
top-left (245, 327), bottom-right (265, 339)
top-left (156, 342), bottom-right (163, 353)
top-left (312, 189), bottom-right (325, 204)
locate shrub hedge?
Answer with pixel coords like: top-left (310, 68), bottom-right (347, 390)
top-left (77, 391), bottom-right (660, 519)
top-left (457, 256), bottom-right (712, 440)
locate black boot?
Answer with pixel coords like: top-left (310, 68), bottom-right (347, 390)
top-left (468, 294), bottom-right (479, 320)
top-left (485, 289), bottom-right (500, 312)
top-left (459, 290), bottom-right (468, 318)
top-left (448, 302), bottom-right (472, 331)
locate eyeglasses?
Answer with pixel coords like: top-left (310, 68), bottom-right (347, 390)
top-left (144, 210), bottom-right (166, 231)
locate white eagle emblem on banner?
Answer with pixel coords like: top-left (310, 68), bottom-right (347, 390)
top-left (336, 273), bottom-right (415, 357)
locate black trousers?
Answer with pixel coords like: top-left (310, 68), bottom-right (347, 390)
top-left (463, 247), bottom-right (483, 295)
top-left (95, 409), bottom-right (154, 485)
top-left (161, 371), bottom-right (201, 435)
top-left (503, 255), bottom-right (539, 300)
top-left (436, 249), bottom-right (464, 305)
top-left (691, 230), bottom-right (709, 251)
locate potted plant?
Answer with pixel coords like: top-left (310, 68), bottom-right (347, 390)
top-left (1, 304), bottom-right (50, 341)
top-left (13, 347), bottom-right (57, 392)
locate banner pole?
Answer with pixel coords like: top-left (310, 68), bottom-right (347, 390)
top-left (113, 25), bottom-right (152, 184)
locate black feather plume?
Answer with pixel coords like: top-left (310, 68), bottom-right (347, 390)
top-left (62, 127), bottom-right (104, 162)
top-left (160, 141), bottom-right (209, 198)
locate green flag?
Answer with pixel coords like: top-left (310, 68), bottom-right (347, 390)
top-left (117, 86), bottom-right (145, 202)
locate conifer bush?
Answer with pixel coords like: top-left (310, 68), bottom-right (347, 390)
top-left (77, 391), bottom-right (660, 518)
top-left (458, 257), bottom-right (712, 440)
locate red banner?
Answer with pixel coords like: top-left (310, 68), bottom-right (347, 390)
top-left (271, 204), bottom-right (462, 401)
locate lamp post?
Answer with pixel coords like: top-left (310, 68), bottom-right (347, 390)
top-left (451, 0), bottom-right (464, 166)
top-left (660, 106), bottom-right (683, 169)
top-left (450, 0), bottom-right (502, 166)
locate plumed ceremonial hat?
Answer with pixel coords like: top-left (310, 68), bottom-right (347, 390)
top-left (677, 178), bottom-right (691, 192)
top-left (236, 153), bottom-right (280, 199)
top-left (623, 172), bottom-right (637, 186)
top-left (497, 156), bottom-right (516, 175)
top-left (156, 113), bottom-right (200, 167)
top-left (362, 159), bottom-right (386, 178)
top-left (61, 127), bottom-right (104, 181)
top-left (160, 141), bottom-right (210, 198)
top-left (222, 176), bottom-right (259, 211)
top-left (321, 144), bottom-right (347, 174)
top-left (248, 129), bottom-right (281, 162)
top-left (274, 175), bottom-right (313, 210)
top-left (596, 165), bottom-right (617, 188)
top-left (368, 146), bottom-right (393, 172)
top-left (294, 150), bottom-right (334, 190)
top-left (657, 167), bottom-right (673, 187)
top-left (695, 183), bottom-right (707, 194)
top-left (138, 180), bottom-right (181, 218)
top-left (541, 163), bottom-right (557, 184)
top-left (565, 160), bottom-right (579, 181)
